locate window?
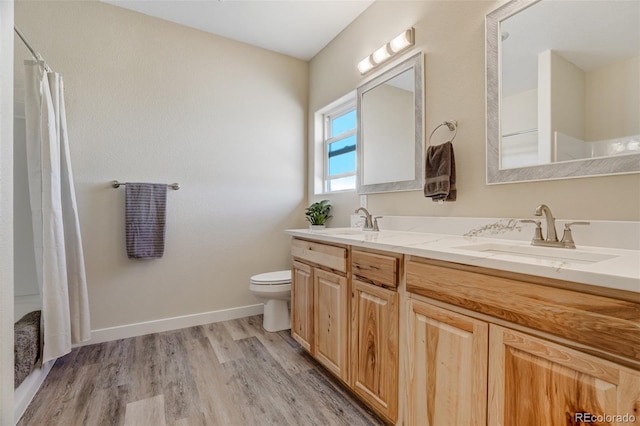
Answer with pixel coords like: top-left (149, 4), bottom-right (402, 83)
top-left (323, 101), bottom-right (356, 192)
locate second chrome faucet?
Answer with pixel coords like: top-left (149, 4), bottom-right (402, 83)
top-left (355, 207), bottom-right (382, 231)
top-left (521, 204), bottom-right (589, 249)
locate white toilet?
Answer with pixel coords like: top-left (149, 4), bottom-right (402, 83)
top-left (249, 270), bottom-right (292, 332)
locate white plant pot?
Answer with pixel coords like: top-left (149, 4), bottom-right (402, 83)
top-left (309, 224), bottom-right (326, 231)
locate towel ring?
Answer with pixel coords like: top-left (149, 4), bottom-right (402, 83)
top-left (428, 120), bottom-right (457, 147)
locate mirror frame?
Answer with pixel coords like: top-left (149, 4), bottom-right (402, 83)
top-left (357, 52), bottom-right (424, 194)
top-left (486, 0), bottom-right (640, 184)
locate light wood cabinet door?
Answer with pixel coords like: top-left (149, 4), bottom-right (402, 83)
top-left (406, 299), bottom-right (489, 426)
top-left (314, 268), bottom-right (349, 382)
top-left (291, 261), bottom-right (313, 353)
top-left (351, 280), bottom-right (399, 422)
top-left (489, 325), bottom-right (640, 426)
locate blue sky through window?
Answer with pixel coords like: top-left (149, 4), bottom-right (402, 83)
top-left (328, 109), bottom-right (356, 178)
top-left (331, 110), bottom-right (356, 137)
top-left (328, 135), bottom-right (356, 176)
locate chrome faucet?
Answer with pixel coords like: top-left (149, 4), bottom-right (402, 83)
top-left (520, 204), bottom-right (589, 249)
top-left (534, 204), bottom-right (558, 243)
top-left (354, 207), bottom-right (381, 231)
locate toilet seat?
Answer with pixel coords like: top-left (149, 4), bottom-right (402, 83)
top-left (249, 282), bottom-right (291, 294)
top-left (250, 270), bottom-right (291, 285)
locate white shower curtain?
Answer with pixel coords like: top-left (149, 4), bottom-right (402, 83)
top-left (23, 60), bottom-right (91, 364)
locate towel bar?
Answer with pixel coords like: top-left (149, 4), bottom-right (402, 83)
top-left (428, 120), bottom-right (457, 147)
top-left (111, 180), bottom-right (180, 190)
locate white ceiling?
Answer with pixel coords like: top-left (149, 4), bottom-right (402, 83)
top-left (102, 0), bottom-right (374, 61)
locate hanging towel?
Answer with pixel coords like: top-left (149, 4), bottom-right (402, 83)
top-left (424, 141), bottom-right (457, 202)
top-left (125, 183), bottom-right (167, 259)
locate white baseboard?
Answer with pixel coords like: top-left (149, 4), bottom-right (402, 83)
top-left (14, 360), bottom-right (55, 425)
top-left (79, 303), bottom-right (264, 346)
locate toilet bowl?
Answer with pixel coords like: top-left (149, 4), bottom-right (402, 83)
top-left (249, 270), bottom-right (291, 332)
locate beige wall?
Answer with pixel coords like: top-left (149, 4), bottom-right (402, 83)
top-left (539, 50), bottom-right (585, 163)
top-left (309, 0), bottom-right (640, 225)
top-left (549, 50), bottom-right (585, 142)
top-left (586, 55), bottom-right (640, 141)
top-left (15, 1), bottom-right (308, 330)
top-left (502, 89), bottom-right (536, 135)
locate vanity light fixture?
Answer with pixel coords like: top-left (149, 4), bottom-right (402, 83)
top-left (357, 28), bottom-right (415, 75)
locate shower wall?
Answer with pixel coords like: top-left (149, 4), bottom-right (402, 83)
top-left (13, 44), bottom-right (40, 321)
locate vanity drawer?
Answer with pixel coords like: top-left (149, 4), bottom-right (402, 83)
top-left (291, 238), bottom-right (347, 273)
top-left (405, 257), bottom-right (640, 363)
top-left (352, 249), bottom-right (401, 288)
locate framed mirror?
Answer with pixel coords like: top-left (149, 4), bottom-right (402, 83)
top-left (357, 52), bottom-right (424, 194)
top-left (486, 0), bottom-right (640, 184)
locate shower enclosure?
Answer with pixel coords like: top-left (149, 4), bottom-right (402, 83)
top-left (13, 26), bottom-right (91, 419)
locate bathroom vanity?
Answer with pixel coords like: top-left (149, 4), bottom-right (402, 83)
top-left (286, 227), bottom-right (640, 425)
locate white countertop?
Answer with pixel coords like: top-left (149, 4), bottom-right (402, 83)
top-left (285, 227), bottom-right (640, 295)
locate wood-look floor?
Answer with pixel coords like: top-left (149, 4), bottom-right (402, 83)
top-left (18, 315), bottom-right (383, 426)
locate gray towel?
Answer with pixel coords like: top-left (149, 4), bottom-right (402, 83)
top-left (424, 141), bottom-right (456, 202)
top-left (125, 183), bottom-right (167, 259)
top-left (14, 310), bottom-right (41, 388)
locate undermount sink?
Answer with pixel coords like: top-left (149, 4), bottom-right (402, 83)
top-left (456, 243), bottom-right (618, 264)
top-left (309, 228), bottom-right (366, 236)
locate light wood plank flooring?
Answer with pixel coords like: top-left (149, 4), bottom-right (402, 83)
top-left (18, 315), bottom-right (383, 426)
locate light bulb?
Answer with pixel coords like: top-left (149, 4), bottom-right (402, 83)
top-left (357, 56), bottom-right (375, 74)
top-left (355, 28), bottom-right (415, 74)
top-left (372, 44), bottom-right (391, 64)
top-left (389, 28), bottom-right (414, 53)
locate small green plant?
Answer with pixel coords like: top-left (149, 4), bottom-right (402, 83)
top-left (305, 200), bottom-right (332, 225)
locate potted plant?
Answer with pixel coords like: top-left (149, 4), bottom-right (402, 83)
top-left (305, 200), bottom-right (332, 229)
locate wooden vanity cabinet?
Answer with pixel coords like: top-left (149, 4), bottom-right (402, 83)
top-left (290, 238), bottom-right (350, 382)
top-left (406, 299), bottom-right (488, 426)
top-left (351, 279), bottom-right (399, 421)
top-left (352, 249), bottom-right (401, 289)
top-left (406, 256), bottom-right (640, 426)
top-left (291, 238), bottom-right (640, 426)
top-left (291, 260), bottom-right (313, 352)
top-left (350, 249), bottom-right (402, 423)
top-left (314, 268), bottom-right (349, 381)
top-left (488, 325), bottom-right (640, 426)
